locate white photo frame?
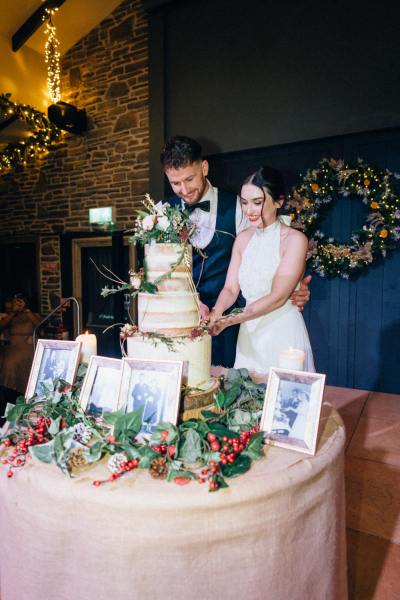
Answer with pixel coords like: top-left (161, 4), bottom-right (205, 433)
top-left (118, 358), bottom-right (183, 435)
top-left (260, 368), bottom-right (326, 455)
top-left (80, 355), bottom-right (122, 418)
top-left (25, 339), bottom-right (82, 401)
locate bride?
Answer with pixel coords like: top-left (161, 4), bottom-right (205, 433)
top-left (209, 166), bottom-right (314, 380)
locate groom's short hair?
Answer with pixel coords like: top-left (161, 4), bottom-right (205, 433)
top-left (160, 136), bottom-right (202, 170)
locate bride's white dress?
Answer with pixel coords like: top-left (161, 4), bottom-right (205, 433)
top-left (234, 220), bottom-right (315, 374)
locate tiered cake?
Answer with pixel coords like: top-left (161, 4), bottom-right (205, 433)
top-left (127, 243), bottom-right (211, 387)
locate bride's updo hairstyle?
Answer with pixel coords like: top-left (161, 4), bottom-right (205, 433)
top-left (240, 166), bottom-right (286, 226)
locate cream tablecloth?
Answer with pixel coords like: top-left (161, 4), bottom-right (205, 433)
top-left (0, 404), bottom-right (347, 600)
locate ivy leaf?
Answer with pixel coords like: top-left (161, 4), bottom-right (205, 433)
top-left (242, 432), bottom-right (264, 461)
top-left (88, 440), bottom-right (105, 462)
top-left (229, 409), bottom-right (252, 427)
top-left (222, 382), bottom-right (242, 409)
top-left (221, 454), bottom-right (251, 478)
top-left (141, 281), bottom-right (158, 294)
top-left (29, 440), bottom-right (55, 464)
top-left (4, 401), bottom-right (29, 425)
top-left (102, 410), bottom-right (125, 426)
top-left (207, 423), bottom-right (238, 439)
top-left (48, 416), bottom-right (62, 436)
top-left (180, 428), bottom-right (202, 464)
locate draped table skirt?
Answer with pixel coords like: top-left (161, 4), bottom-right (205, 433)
top-left (0, 404), bottom-right (347, 600)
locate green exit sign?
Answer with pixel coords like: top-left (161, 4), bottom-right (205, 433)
top-left (89, 206), bottom-right (114, 224)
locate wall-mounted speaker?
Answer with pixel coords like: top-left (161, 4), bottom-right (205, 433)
top-left (47, 101), bottom-right (87, 134)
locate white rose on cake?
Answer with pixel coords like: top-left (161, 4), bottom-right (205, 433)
top-left (129, 274), bottom-right (142, 289)
top-left (142, 215), bottom-right (155, 230)
top-left (156, 215), bottom-right (170, 231)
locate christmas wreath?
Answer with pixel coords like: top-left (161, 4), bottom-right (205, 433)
top-left (287, 158), bottom-right (400, 278)
top-left (0, 93), bottom-right (61, 174)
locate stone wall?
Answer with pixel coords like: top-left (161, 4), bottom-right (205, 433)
top-left (0, 0), bottom-right (149, 315)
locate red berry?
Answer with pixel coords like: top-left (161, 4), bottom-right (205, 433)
top-left (222, 436), bottom-right (228, 443)
top-left (168, 445), bottom-right (176, 458)
top-left (201, 468), bottom-right (209, 475)
top-left (6, 470), bottom-right (13, 478)
top-left (209, 481), bottom-right (218, 491)
top-left (93, 480), bottom-right (101, 487)
top-left (3, 439), bottom-right (11, 447)
top-left (210, 441), bottom-right (220, 452)
top-left (107, 435), bottom-right (116, 444)
top-left (174, 477), bottom-right (191, 486)
top-left (161, 431), bottom-right (169, 441)
top-left (16, 459), bottom-right (23, 466)
top-left (1, 459), bottom-right (8, 465)
top-left (197, 477), bottom-right (205, 484)
top-left (211, 466), bottom-right (219, 474)
top-left (207, 432), bottom-right (217, 442)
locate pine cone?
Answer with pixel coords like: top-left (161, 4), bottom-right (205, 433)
top-left (72, 423), bottom-right (92, 444)
top-left (149, 456), bottom-right (168, 480)
top-left (68, 448), bottom-right (88, 469)
top-left (107, 452), bottom-right (128, 475)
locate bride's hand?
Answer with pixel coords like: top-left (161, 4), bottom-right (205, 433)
top-left (199, 301), bottom-right (210, 321)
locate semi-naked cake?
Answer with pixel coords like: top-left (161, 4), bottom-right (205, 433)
top-left (127, 243), bottom-right (211, 387)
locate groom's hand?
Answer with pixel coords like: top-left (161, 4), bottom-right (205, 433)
top-left (290, 274), bottom-right (312, 311)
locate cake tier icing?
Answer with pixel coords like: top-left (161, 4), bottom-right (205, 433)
top-left (145, 243), bottom-right (192, 292)
top-left (132, 242), bottom-right (210, 388)
top-left (138, 291), bottom-right (200, 334)
top-left (127, 333), bottom-right (211, 387)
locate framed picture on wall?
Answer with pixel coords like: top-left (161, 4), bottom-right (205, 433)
top-left (118, 358), bottom-right (183, 435)
top-left (80, 356), bottom-right (122, 419)
top-left (260, 368), bottom-right (326, 455)
top-left (26, 339), bottom-right (82, 401)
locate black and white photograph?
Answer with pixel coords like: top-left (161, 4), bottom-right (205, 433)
top-left (118, 358), bottom-right (183, 435)
top-left (25, 340), bottom-right (82, 401)
top-left (261, 368), bottom-right (326, 455)
top-left (80, 356), bottom-right (122, 418)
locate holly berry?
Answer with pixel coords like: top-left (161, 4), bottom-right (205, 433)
top-left (6, 470), bottom-right (13, 478)
top-left (197, 477), bottom-right (205, 484)
top-left (93, 480), bottom-right (101, 487)
top-left (207, 432), bottom-right (217, 442)
top-left (168, 445), bottom-right (176, 458)
top-left (210, 440), bottom-right (220, 452)
top-left (161, 431), bottom-right (169, 441)
top-left (209, 480), bottom-right (218, 491)
top-left (3, 439), bottom-right (11, 447)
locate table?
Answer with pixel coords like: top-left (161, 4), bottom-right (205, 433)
top-left (0, 404), bottom-right (347, 600)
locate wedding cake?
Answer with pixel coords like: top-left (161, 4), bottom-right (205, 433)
top-left (127, 243), bottom-right (211, 388)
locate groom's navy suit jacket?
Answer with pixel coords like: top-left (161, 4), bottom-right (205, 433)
top-left (168, 190), bottom-right (243, 367)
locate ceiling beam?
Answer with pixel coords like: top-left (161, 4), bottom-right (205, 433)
top-left (12, 0), bottom-right (67, 52)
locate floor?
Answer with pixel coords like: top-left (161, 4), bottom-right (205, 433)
top-left (324, 386), bottom-right (400, 600)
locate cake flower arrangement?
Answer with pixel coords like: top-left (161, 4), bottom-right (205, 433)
top-left (0, 369), bottom-right (265, 493)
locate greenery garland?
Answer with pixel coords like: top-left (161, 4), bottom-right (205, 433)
top-left (0, 93), bottom-right (61, 174)
top-left (0, 368), bottom-right (265, 493)
top-left (287, 158), bottom-right (400, 278)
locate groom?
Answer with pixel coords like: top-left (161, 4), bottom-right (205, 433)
top-left (160, 135), bottom-right (310, 367)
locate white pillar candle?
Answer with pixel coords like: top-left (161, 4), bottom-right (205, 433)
top-left (278, 347), bottom-right (305, 371)
top-left (75, 332), bottom-right (97, 363)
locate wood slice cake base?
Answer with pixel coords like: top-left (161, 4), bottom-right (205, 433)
top-left (180, 377), bottom-right (221, 421)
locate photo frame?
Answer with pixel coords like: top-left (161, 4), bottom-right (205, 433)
top-left (25, 339), bottom-right (82, 401)
top-left (80, 356), bottom-right (122, 419)
top-left (260, 368), bottom-right (326, 455)
top-left (118, 358), bottom-right (183, 435)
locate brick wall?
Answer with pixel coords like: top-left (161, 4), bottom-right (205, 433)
top-left (0, 0), bottom-right (149, 315)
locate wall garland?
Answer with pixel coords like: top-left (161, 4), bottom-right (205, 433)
top-left (0, 93), bottom-right (61, 175)
top-left (287, 158), bottom-right (400, 278)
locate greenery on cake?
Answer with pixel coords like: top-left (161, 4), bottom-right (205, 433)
top-left (0, 369), bottom-right (265, 492)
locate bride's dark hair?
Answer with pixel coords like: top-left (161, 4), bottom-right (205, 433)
top-left (240, 166), bottom-right (286, 227)
top-left (242, 166), bottom-right (285, 201)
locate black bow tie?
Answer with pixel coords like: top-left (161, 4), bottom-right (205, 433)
top-left (184, 200), bottom-right (211, 214)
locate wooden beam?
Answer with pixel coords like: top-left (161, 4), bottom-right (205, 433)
top-left (12, 0), bottom-right (67, 52)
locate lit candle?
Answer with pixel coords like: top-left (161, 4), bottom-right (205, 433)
top-left (75, 331), bottom-right (97, 363)
top-left (278, 347), bottom-right (305, 371)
